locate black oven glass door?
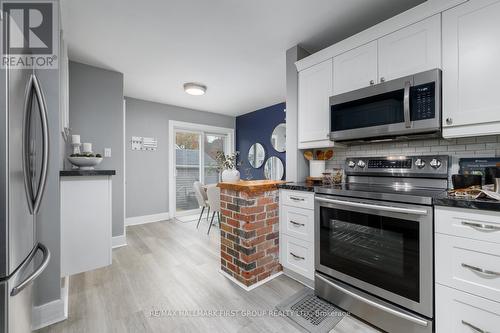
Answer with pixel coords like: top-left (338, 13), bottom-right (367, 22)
top-left (319, 206), bottom-right (420, 302)
top-left (331, 89), bottom-right (405, 132)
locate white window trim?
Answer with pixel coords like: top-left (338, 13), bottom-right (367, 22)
top-left (168, 120), bottom-right (235, 218)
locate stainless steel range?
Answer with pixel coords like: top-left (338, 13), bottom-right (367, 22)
top-left (314, 155), bottom-right (449, 333)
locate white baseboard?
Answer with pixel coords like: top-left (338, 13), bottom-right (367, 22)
top-left (218, 269), bottom-right (283, 291)
top-left (125, 212), bottom-right (170, 226)
top-left (112, 234), bottom-right (127, 248)
top-left (32, 297), bottom-right (67, 330)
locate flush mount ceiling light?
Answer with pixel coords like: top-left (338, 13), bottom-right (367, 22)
top-left (183, 82), bottom-right (207, 96)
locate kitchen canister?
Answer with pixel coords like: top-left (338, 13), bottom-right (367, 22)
top-left (310, 160), bottom-right (326, 178)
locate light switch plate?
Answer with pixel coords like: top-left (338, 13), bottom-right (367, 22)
top-left (104, 148), bottom-right (112, 157)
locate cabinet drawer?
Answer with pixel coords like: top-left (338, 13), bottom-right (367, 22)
top-left (280, 206), bottom-right (314, 242)
top-left (280, 190), bottom-right (314, 210)
top-left (436, 284), bottom-right (500, 333)
top-left (435, 207), bottom-right (500, 243)
top-left (436, 233), bottom-right (500, 302)
top-left (281, 234), bottom-right (314, 280)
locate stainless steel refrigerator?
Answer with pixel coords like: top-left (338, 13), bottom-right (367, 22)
top-left (0, 63), bottom-right (52, 332)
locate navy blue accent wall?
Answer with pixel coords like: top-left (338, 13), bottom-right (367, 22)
top-left (236, 102), bottom-right (286, 180)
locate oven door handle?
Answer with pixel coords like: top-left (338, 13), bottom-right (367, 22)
top-left (315, 197), bottom-right (428, 215)
top-left (316, 274), bottom-right (429, 327)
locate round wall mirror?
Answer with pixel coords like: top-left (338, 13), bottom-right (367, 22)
top-left (271, 123), bottom-right (286, 153)
top-left (264, 156), bottom-right (284, 180)
top-left (248, 143), bottom-right (265, 168)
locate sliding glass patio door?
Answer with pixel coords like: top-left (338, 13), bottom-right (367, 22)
top-left (175, 131), bottom-right (202, 213)
top-left (173, 128), bottom-right (231, 214)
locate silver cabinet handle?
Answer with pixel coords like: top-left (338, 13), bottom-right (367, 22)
top-left (461, 263), bottom-right (500, 277)
top-left (316, 273), bottom-right (428, 327)
top-left (369, 79), bottom-right (375, 85)
top-left (403, 81), bottom-right (411, 128)
top-left (289, 196), bottom-right (305, 202)
top-left (11, 243), bottom-right (50, 296)
top-left (446, 117), bottom-right (453, 125)
top-left (315, 196), bottom-right (428, 216)
top-left (31, 74), bottom-right (49, 215)
top-left (289, 220), bottom-right (305, 227)
top-left (290, 252), bottom-right (305, 260)
top-left (380, 77), bottom-right (385, 83)
top-left (461, 221), bottom-right (500, 231)
top-left (461, 320), bottom-right (489, 333)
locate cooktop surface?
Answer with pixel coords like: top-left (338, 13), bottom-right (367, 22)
top-left (315, 183), bottom-right (447, 205)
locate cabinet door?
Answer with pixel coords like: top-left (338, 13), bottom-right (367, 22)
top-left (436, 284), bottom-right (500, 333)
top-left (298, 59), bottom-right (333, 143)
top-left (443, 0), bottom-right (500, 130)
top-left (378, 14), bottom-right (441, 82)
top-left (333, 41), bottom-right (377, 95)
top-left (61, 177), bottom-right (112, 276)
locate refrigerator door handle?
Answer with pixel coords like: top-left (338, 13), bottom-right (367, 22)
top-left (22, 75), bottom-right (35, 214)
top-left (10, 243), bottom-right (50, 296)
top-left (31, 74), bottom-right (49, 215)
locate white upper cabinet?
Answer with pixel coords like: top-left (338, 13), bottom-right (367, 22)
top-left (298, 59), bottom-right (334, 148)
top-left (378, 15), bottom-right (441, 82)
top-left (333, 41), bottom-right (378, 95)
top-left (442, 0), bottom-right (500, 137)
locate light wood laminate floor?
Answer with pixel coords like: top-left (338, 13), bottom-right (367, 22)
top-left (38, 219), bottom-right (379, 333)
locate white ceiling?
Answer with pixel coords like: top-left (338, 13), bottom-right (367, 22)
top-left (61, 0), bottom-right (424, 116)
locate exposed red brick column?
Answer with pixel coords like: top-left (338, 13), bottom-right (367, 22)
top-left (219, 185), bottom-right (281, 287)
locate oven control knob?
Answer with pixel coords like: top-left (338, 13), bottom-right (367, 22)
top-left (357, 160), bottom-right (366, 168)
top-left (415, 158), bottom-right (426, 169)
top-left (430, 158), bottom-right (442, 169)
top-left (348, 160), bottom-right (356, 168)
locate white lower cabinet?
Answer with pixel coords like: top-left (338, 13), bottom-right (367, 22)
top-left (61, 176), bottom-right (113, 276)
top-left (435, 207), bottom-right (500, 332)
top-left (436, 233), bottom-right (500, 303)
top-left (279, 190), bottom-right (315, 283)
top-left (281, 234), bottom-right (314, 280)
top-left (436, 284), bottom-right (500, 333)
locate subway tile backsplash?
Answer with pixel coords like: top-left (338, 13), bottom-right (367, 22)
top-left (326, 135), bottom-right (500, 181)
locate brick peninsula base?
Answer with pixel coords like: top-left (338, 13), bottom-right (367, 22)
top-left (218, 180), bottom-right (286, 289)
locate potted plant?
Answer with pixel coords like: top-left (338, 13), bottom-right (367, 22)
top-left (216, 151), bottom-right (241, 182)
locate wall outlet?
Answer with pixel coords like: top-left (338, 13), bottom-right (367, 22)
top-left (104, 148), bottom-right (112, 157)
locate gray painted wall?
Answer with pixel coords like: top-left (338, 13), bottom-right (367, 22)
top-left (125, 97), bottom-right (235, 218)
top-left (286, 46), bottom-right (310, 182)
top-left (69, 62), bottom-right (124, 237)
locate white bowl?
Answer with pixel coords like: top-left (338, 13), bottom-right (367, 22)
top-left (67, 156), bottom-right (103, 170)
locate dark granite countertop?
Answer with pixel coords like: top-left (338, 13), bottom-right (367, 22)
top-left (277, 182), bottom-right (315, 192)
top-left (434, 193), bottom-right (500, 212)
top-left (60, 169), bottom-right (116, 177)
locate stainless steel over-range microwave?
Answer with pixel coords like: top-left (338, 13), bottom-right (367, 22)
top-left (330, 69), bottom-right (441, 142)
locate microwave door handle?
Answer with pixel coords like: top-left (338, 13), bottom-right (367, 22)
top-left (22, 75), bottom-right (35, 214)
top-left (31, 74), bottom-right (49, 215)
top-left (404, 81), bottom-right (411, 128)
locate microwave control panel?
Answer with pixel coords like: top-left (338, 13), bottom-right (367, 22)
top-left (411, 82), bottom-right (435, 121)
top-left (368, 159), bottom-right (412, 169)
